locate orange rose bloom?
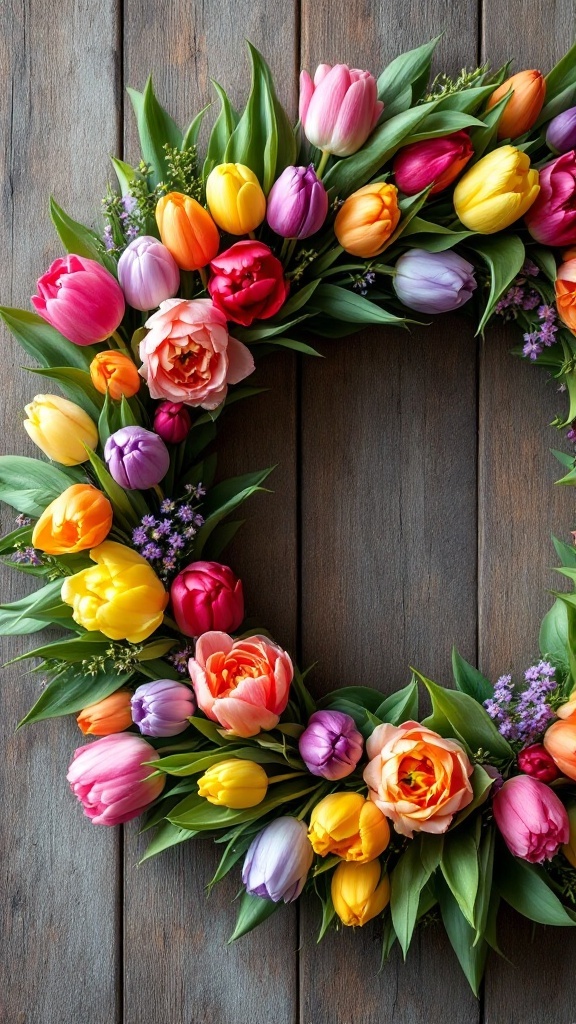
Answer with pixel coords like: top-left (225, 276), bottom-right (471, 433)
top-left (156, 192), bottom-right (220, 271)
top-left (486, 69), bottom-right (546, 140)
top-left (90, 350), bottom-right (141, 399)
top-left (363, 721), bottom-right (474, 837)
top-left (334, 182), bottom-right (400, 257)
top-left (555, 259), bottom-right (576, 333)
top-left (77, 690), bottom-right (133, 735)
top-left (32, 484), bottom-right (113, 554)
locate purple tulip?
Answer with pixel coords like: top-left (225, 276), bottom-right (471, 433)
top-left (242, 817), bottom-right (314, 902)
top-left (493, 774), bottom-right (569, 863)
top-left (130, 679), bottom-right (196, 737)
top-left (393, 248), bottom-right (477, 314)
top-left (546, 106), bottom-right (576, 155)
top-left (266, 165), bottom-right (329, 239)
top-left (299, 709), bottom-right (364, 780)
top-left (117, 235), bottom-right (180, 311)
top-left (104, 425), bottom-right (170, 490)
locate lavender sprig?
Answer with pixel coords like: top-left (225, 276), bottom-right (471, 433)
top-left (131, 483), bottom-right (205, 584)
top-left (484, 660), bottom-right (557, 745)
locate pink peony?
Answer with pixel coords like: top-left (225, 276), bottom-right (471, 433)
top-left (66, 733), bottom-right (165, 826)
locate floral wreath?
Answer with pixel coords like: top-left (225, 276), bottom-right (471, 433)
top-left (4, 38), bottom-right (576, 995)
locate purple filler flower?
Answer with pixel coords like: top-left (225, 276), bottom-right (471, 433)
top-left (104, 425), bottom-right (170, 490)
top-left (266, 164), bottom-right (329, 239)
top-left (299, 709), bottom-right (363, 780)
top-left (242, 817), bottom-right (314, 902)
top-left (393, 249), bottom-right (477, 314)
top-left (130, 679), bottom-right (196, 737)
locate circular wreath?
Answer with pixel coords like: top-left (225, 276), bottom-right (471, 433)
top-left (3, 39), bottom-right (576, 995)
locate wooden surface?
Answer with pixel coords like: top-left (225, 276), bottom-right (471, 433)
top-left (2, 1), bottom-right (576, 1021)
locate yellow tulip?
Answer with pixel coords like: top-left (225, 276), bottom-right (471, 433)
top-left (32, 484), bottom-right (113, 554)
top-left (331, 859), bottom-right (390, 927)
top-left (206, 163), bottom-right (266, 235)
top-left (197, 758), bottom-right (268, 809)
top-left (61, 540), bottom-right (168, 643)
top-left (308, 792), bottom-right (390, 863)
top-left (453, 145), bottom-right (539, 233)
top-left (562, 803), bottom-right (576, 869)
top-left (334, 182), bottom-right (400, 257)
top-left (23, 394), bottom-right (98, 466)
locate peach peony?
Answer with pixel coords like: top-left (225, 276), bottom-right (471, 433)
top-left (139, 298), bottom-right (254, 409)
top-left (189, 631), bottom-right (293, 738)
top-left (363, 720), bottom-right (474, 837)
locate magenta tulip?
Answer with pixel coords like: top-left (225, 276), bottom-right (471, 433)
top-left (170, 560), bottom-right (244, 637)
top-left (153, 401), bottom-right (192, 444)
top-left (525, 151), bottom-right (576, 246)
top-left (117, 235), bottom-right (180, 311)
top-left (266, 165), bottom-right (328, 239)
top-left (299, 710), bottom-right (364, 780)
top-left (299, 63), bottom-right (383, 157)
top-left (517, 743), bottom-right (560, 783)
top-left (393, 130), bottom-right (474, 196)
top-left (66, 733), bottom-right (165, 825)
top-left (493, 774), bottom-right (569, 863)
top-left (32, 254), bottom-right (125, 346)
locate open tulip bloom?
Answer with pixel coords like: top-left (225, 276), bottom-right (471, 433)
top-left (5, 36), bottom-right (576, 997)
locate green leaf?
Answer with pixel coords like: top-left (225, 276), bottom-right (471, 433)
top-left (318, 686), bottom-right (387, 715)
top-left (97, 391), bottom-right (124, 447)
top-left (19, 666), bottom-right (133, 726)
top-left (414, 668), bottom-right (513, 760)
top-left (374, 679), bottom-right (419, 725)
top-left (552, 534), bottom-right (576, 567)
top-left (194, 468), bottom-right (274, 556)
top-left (111, 157), bottom-right (137, 194)
top-left (0, 579), bottom-right (74, 635)
top-left (377, 38), bottom-right (440, 114)
top-left (203, 82), bottom-right (239, 180)
top-left (83, 448), bottom-right (141, 530)
top-left (473, 826), bottom-right (495, 944)
top-left (469, 92), bottom-right (513, 161)
top-left (0, 307), bottom-right (99, 371)
top-left (139, 820), bottom-right (196, 863)
top-left (182, 104), bottom-right (210, 150)
top-left (209, 827), bottom-right (260, 888)
top-left (0, 456), bottom-right (85, 517)
top-left (202, 520), bottom-right (245, 560)
top-left (49, 197), bottom-right (113, 270)
top-left (537, 40), bottom-right (576, 125)
top-left (9, 632), bottom-right (109, 662)
top-left (449, 765), bottom-right (494, 831)
top-left (26, 366), bottom-right (103, 419)
top-left (495, 850), bottom-right (576, 927)
top-left (390, 837), bottom-right (432, 957)
top-left (467, 235), bottom-right (526, 336)
top-left (451, 647), bottom-right (493, 703)
top-left (188, 715), bottom-right (233, 745)
top-left (127, 77), bottom-right (183, 189)
top-left (273, 280), bottom-right (321, 320)
top-left (400, 110), bottom-right (485, 145)
top-left (152, 746), bottom-right (286, 776)
top-left (539, 598), bottom-right (570, 669)
top-left (310, 283), bottom-right (407, 326)
top-left (437, 875), bottom-right (488, 996)
top-left (168, 778), bottom-right (319, 831)
top-left (0, 524), bottom-right (33, 555)
top-left (228, 891), bottom-right (280, 941)
top-left (440, 824), bottom-right (479, 928)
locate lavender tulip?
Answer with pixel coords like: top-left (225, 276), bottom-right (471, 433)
top-left (130, 679), bottom-right (196, 737)
top-left (117, 235), bottom-right (180, 311)
top-left (266, 165), bottom-right (329, 239)
top-left (546, 106), bottom-right (576, 155)
top-left (299, 710), bottom-right (363, 780)
top-left (104, 426), bottom-right (170, 490)
top-left (393, 249), bottom-right (477, 314)
top-left (242, 817), bottom-right (314, 902)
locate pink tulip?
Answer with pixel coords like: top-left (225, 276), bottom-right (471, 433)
top-left (493, 774), bottom-right (569, 863)
top-left (525, 151), bottom-right (576, 246)
top-left (66, 733), bottom-right (165, 825)
top-left (299, 64), bottom-right (383, 157)
top-left (393, 131), bottom-right (474, 196)
top-left (170, 561), bottom-right (245, 637)
top-left (32, 254), bottom-right (125, 346)
top-left (153, 402), bottom-right (192, 444)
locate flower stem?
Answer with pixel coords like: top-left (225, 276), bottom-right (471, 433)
top-left (267, 771), bottom-right (307, 785)
top-left (316, 150), bottom-right (330, 180)
top-left (153, 483), bottom-right (164, 502)
top-left (109, 330), bottom-right (133, 359)
top-left (198, 267), bottom-right (208, 291)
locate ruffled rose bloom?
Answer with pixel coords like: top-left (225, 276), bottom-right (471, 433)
top-left (189, 631), bottom-right (293, 737)
top-left (363, 721), bottom-right (474, 837)
top-left (139, 298), bottom-right (254, 410)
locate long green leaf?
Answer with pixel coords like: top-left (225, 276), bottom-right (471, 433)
top-left (440, 823), bottom-right (479, 927)
top-left (203, 82), bottom-right (239, 179)
top-left (539, 598), bottom-right (570, 669)
top-left (49, 197), bottom-right (113, 271)
top-left (374, 680), bottom-right (419, 725)
top-left (0, 307), bottom-right (99, 370)
top-left (451, 647), bottom-right (493, 703)
top-left (127, 77), bottom-right (183, 188)
top-left (228, 891), bottom-right (280, 941)
top-left (495, 850), bottom-right (576, 927)
top-left (437, 875), bottom-right (488, 996)
top-left (467, 235), bottom-right (525, 336)
top-left (310, 283), bottom-right (407, 326)
top-left (168, 778), bottom-right (319, 831)
top-left (377, 38), bottom-right (440, 114)
top-left (0, 456), bottom-right (85, 517)
top-left (0, 579), bottom-right (75, 635)
top-left (390, 838), bottom-right (432, 957)
top-left (26, 366), bottom-right (103, 419)
top-left (415, 668), bottom-right (513, 760)
top-left (19, 667), bottom-right (134, 726)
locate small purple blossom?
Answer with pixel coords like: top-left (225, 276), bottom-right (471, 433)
top-left (103, 225), bottom-right (115, 250)
top-left (169, 644), bottom-right (195, 674)
top-left (523, 333), bottom-right (543, 360)
top-left (11, 547), bottom-right (42, 566)
top-left (484, 661), bottom-right (557, 746)
top-left (131, 486), bottom-right (206, 583)
top-left (15, 514), bottom-right (31, 527)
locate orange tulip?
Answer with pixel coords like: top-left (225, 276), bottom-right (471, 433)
top-left (334, 182), bottom-right (400, 257)
top-left (32, 484), bottom-right (113, 554)
top-left (89, 350), bottom-right (141, 399)
top-left (544, 718), bottom-right (576, 780)
top-left (77, 690), bottom-right (133, 736)
top-left (156, 191), bottom-right (220, 271)
top-left (555, 259), bottom-right (576, 333)
top-left (486, 70), bottom-right (546, 140)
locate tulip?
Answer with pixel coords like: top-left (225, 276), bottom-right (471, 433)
top-left (104, 425), bottom-right (170, 490)
top-left (23, 393), bottom-right (98, 466)
top-left (556, 687), bottom-right (576, 722)
top-left (205, 163), bottom-right (266, 235)
top-left (299, 63), bottom-right (383, 157)
top-left (517, 743), bottom-right (560, 783)
top-left (562, 803), bottom-right (576, 868)
top-left (453, 145), bottom-right (539, 233)
top-left (525, 152), bottom-right (576, 246)
top-left (492, 775), bottom-right (569, 863)
top-left (156, 191), bottom-right (220, 271)
top-left (544, 717), bottom-right (576, 780)
top-left (32, 254), bottom-right (125, 347)
top-left (555, 258), bottom-right (576, 333)
top-left (117, 235), bottom-right (180, 310)
top-left (67, 733), bottom-right (165, 825)
top-left (130, 679), bottom-right (196, 737)
top-left (393, 249), bottom-right (477, 314)
top-left (298, 710), bottom-right (363, 780)
top-left (393, 130), bottom-right (474, 196)
top-left (334, 182), bottom-right (400, 258)
top-left (546, 107), bottom-right (576, 155)
top-left (486, 70), bottom-right (546, 140)
top-left (153, 402), bottom-right (192, 444)
top-left (77, 690), bottom-right (133, 736)
top-left (89, 350), bottom-right (141, 400)
top-left (331, 859), bottom-right (390, 927)
top-left (208, 241), bottom-right (289, 326)
top-left (242, 817), bottom-right (314, 902)
top-left (308, 792), bottom-right (390, 862)
top-left (170, 561), bottom-right (244, 637)
top-left (266, 165), bottom-right (328, 239)
top-left (61, 540), bottom-right (168, 642)
top-left (197, 758), bottom-right (268, 809)
top-left (32, 484), bottom-right (112, 554)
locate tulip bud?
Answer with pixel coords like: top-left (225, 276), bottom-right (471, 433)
top-left (308, 792), bottom-right (390, 863)
top-left (453, 145), bottom-right (539, 233)
top-left (205, 163), bottom-right (266, 235)
top-left (544, 717), bottom-right (576, 780)
top-left (89, 350), bottom-right (141, 400)
top-left (562, 803), bottom-right (576, 868)
top-left (32, 254), bottom-right (125, 347)
top-left (555, 258), bottom-right (576, 334)
top-left (517, 743), bottom-right (560, 783)
top-left (67, 733), bottom-right (165, 825)
top-left (546, 107), bottom-right (576, 155)
top-left (393, 130), bottom-right (474, 196)
top-left (525, 152), bottom-right (576, 246)
top-left (24, 393), bottom-right (98, 466)
top-left (393, 249), bottom-right (477, 314)
top-left (77, 690), bottom-right (133, 736)
top-left (104, 425), bottom-right (170, 490)
top-left (493, 775), bottom-right (569, 863)
top-left (299, 710), bottom-right (363, 780)
top-left (242, 817), bottom-right (314, 902)
top-left (130, 679), bottom-right (196, 737)
top-left (486, 70), bottom-right (546, 140)
top-left (299, 64), bottom-right (383, 157)
top-left (32, 484), bottom-right (113, 554)
top-left (197, 758), bottom-right (268, 809)
top-left (331, 859), bottom-right (390, 927)
top-left (170, 560), bottom-right (244, 637)
top-left (153, 401), bottom-right (192, 444)
top-left (156, 192), bottom-right (220, 271)
top-left (117, 235), bottom-right (180, 310)
top-left (266, 165), bottom-right (328, 239)
top-left (334, 182), bottom-right (400, 258)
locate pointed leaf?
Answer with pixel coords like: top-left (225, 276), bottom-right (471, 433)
top-left (0, 456), bottom-right (85, 517)
top-left (19, 667), bottom-right (133, 726)
top-left (127, 77), bottom-right (183, 188)
top-left (452, 647), bottom-right (493, 703)
top-left (415, 668), bottom-right (513, 760)
top-left (0, 307), bottom-right (99, 370)
top-left (440, 824), bottom-right (479, 927)
top-left (228, 891), bottom-right (280, 941)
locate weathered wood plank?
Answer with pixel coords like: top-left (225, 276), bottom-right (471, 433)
top-left (0, 2), bottom-right (121, 1022)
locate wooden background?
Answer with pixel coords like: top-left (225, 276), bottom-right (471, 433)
top-left (2, 1), bottom-right (576, 1021)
